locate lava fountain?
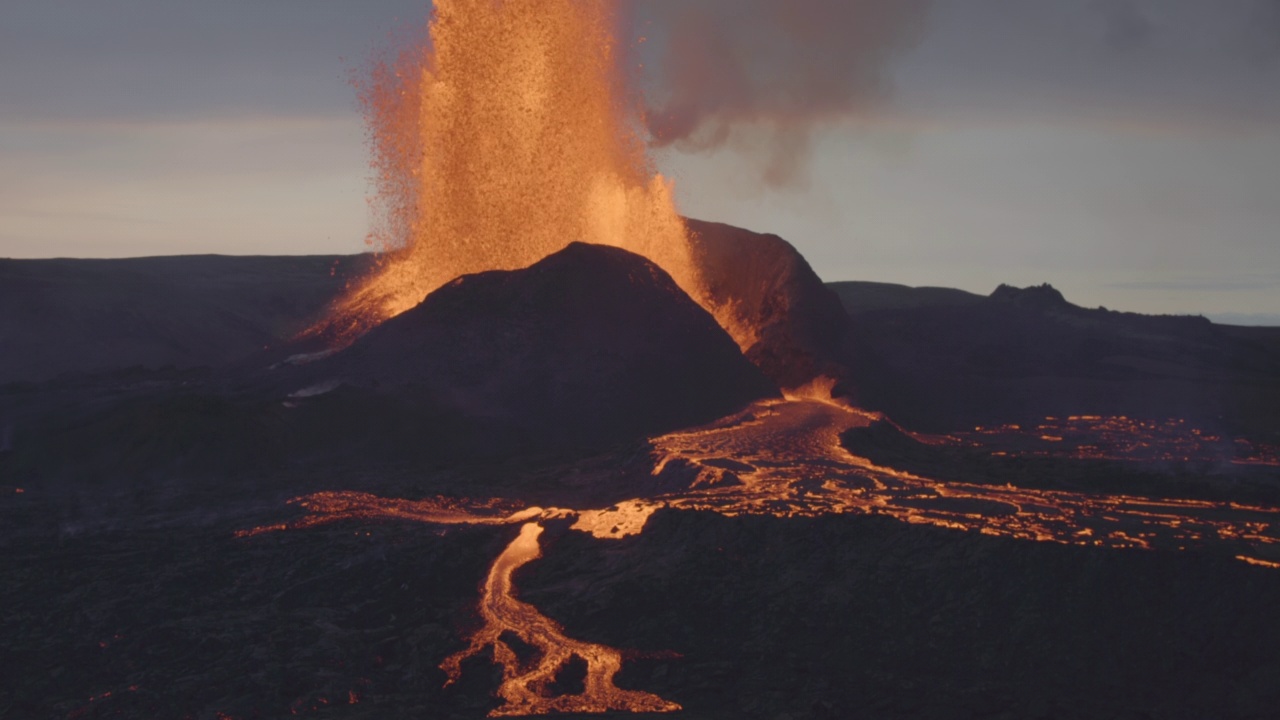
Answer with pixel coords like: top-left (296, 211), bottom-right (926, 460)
top-left (314, 0), bottom-right (746, 346)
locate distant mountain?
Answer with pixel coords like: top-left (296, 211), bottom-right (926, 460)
top-left (0, 254), bottom-right (372, 384)
top-left (831, 280), bottom-right (1280, 440)
top-left (827, 280), bottom-right (984, 312)
top-left (1209, 312), bottom-right (1280, 327)
top-left (5, 233), bottom-right (1278, 447)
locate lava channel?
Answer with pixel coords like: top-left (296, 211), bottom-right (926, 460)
top-left (239, 496), bottom-right (678, 716)
top-left (442, 522), bottom-right (680, 716)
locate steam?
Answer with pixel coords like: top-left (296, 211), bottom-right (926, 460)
top-left (628, 0), bottom-right (931, 186)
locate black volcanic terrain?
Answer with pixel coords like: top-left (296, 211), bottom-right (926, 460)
top-left (3, 223), bottom-right (1280, 720)
top-left (3, 243), bottom-right (773, 490)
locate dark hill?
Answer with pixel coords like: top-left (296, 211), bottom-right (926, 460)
top-left (686, 219), bottom-right (854, 390)
top-left (292, 242), bottom-right (777, 449)
top-left (833, 280), bottom-right (1280, 440)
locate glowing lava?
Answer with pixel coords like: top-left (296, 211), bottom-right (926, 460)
top-left (241, 398), bottom-right (1280, 714)
top-left (314, 0), bottom-right (748, 347)
top-left (241, 495), bottom-right (678, 716)
top-left (653, 398), bottom-right (1280, 559)
top-left (442, 523), bottom-right (680, 716)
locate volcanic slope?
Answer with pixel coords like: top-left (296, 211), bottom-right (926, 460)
top-left (687, 219), bottom-right (855, 391)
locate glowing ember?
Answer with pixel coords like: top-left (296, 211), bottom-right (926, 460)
top-left (940, 416), bottom-right (1280, 467)
top-left (313, 0), bottom-right (749, 348)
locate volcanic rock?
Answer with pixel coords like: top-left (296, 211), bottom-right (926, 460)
top-left (293, 242), bottom-right (777, 452)
top-left (685, 219), bottom-right (855, 391)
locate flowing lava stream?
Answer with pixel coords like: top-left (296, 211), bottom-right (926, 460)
top-left (240, 497), bottom-right (679, 716)
top-left (242, 394), bottom-right (1280, 715)
top-left (651, 392), bottom-right (1280, 558)
top-left (441, 523), bottom-right (681, 716)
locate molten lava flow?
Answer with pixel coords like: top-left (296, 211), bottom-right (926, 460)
top-left (649, 399), bottom-right (1280, 562)
top-left (241, 498), bottom-right (679, 715)
top-left (240, 402), bottom-right (1280, 713)
top-left (442, 523), bottom-right (680, 716)
top-left (269, 397), bottom-right (1271, 565)
top-left (313, 0), bottom-right (751, 348)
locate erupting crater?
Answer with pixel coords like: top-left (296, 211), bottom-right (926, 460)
top-left (309, 0), bottom-right (751, 350)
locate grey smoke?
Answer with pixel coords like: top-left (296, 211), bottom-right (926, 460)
top-left (626, 0), bottom-right (931, 186)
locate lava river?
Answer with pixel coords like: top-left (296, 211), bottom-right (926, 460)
top-left (242, 396), bottom-right (1280, 715)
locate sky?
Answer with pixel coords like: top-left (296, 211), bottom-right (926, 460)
top-left (2, 0), bottom-right (1278, 323)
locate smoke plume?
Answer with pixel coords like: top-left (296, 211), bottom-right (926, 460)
top-left (627, 0), bottom-right (931, 186)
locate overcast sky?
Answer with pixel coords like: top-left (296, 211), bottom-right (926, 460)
top-left (2, 1), bottom-right (1278, 323)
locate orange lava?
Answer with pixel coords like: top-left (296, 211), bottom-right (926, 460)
top-left (313, 0), bottom-right (750, 348)
top-left (247, 405), bottom-right (1280, 566)
top-left (442, 523), bottom-right (680, 716)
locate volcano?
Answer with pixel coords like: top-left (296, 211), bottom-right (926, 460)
top-left (5, 0), bottom-right (1280, 713)
top-left (5, 228), bottom-right (1280, 719)
top-left (290, 242), bottom-right (777, 451)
